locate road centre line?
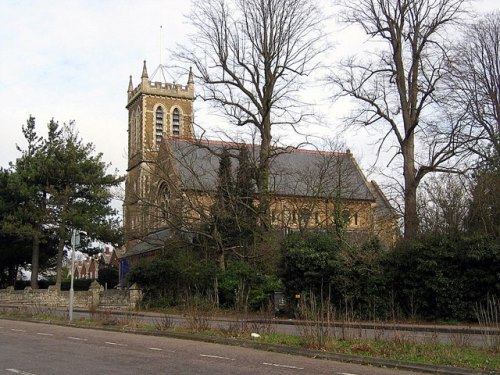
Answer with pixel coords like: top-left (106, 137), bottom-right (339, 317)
top-left (36, 333), bottom-right (53, 336)
top-left (105, 341), bottom-right (127, 346)
top-left (149, 347), bottom-right (176, 352)
top-left (6, 369), bottom-right (37, 375)
top-left (336, 373), bottom-right (359, 375)
top-left (200, 354), bottom-right (235, 361)
top-left (67, 336), bottom-right (87, 341)
top-left (263, 363), bottom-right (304, 370)
top-left (10, 329), bottom-right (26, 332)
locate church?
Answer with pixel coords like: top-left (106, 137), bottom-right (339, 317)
top-left (122, 61), bottom-right (398, 267)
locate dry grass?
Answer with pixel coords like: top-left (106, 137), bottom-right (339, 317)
top-left (153, 313), bottom-right (176, 331)
top-left (295, 293), bottom-right (334, 349)
top-left (475, 296), bottom-right (500, 351)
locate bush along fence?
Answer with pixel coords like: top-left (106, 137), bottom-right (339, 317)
top-left (0, 281), bottom-right (143, 310)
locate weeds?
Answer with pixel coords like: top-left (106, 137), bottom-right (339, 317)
top-left (474, 296), bottom-right (500, 351)
top-left (28, 304), bottom-right (66, 320)
top-left (185, 311), bottom-right (211, 332)
top-left (184, 302), bottom-right (212, 332)
top-left (153, 313), bottom-right (175, 331)
top-left (390, 330), bottom-right (413, 348)
top-left (449, 330), bottom-right (471, 347)
top-left (89, 308), bottom-right (119, 326)
top-left (117, 309), bottom-right (140, 329)
top-left (296, 293), bottom-right (334, 349)
top-left (223, 319), bottom-right (250, 337)
top-left (249, 305), bottom-right (276, 336)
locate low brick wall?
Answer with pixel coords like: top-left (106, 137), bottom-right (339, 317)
top-left (0, 282), bottom-right (142, 310)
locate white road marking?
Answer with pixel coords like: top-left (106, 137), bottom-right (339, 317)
top-left (263, 363), bottom-right (304, 370)
top-left (149, 347), bottom-right (175, 352)
top-left (10, 329), bottom-right (26, 332)
top-left (200, 354), bottom-right (235, 361)
top-left (105, 341), bottom-right (127, 346)
top-left (6, 369), bottom-right (37, 375)
top-left (36, 333), bottom-right (53, 336)
top-left (336, 373), bottom-right (359, 375)
top-left (67, 336), bottom-right (87, 341)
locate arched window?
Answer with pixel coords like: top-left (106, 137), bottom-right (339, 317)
top-left (172, 108), bottom-right (181, 137)
top-left (342, 209), bottom-right (351, 225)
top-left (129, 111), bottom-right (136, 153)
top-left (155, 106), bottom-right (164, 146)
top-left (157, 183), bottom-right (171, 221)
top-left (135, 110), bottom-right (141, 151)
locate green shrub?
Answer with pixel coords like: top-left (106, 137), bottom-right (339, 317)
top-left (385, 234), bottom-right (500, 321)
top-left (98, 267), bottom-right (118, 289)
top-left (127, 239), bottom-right (218, 308)
top-left (217, 261), bottom-right (282, 310)
top-left (281, 232), bottom-right (342, 301)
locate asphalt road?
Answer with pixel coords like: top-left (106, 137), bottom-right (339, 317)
top-left (0, 319), bottom-right (427, 375)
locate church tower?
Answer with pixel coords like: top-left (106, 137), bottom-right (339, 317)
top-left (124, 61), bottom-right (195, 244)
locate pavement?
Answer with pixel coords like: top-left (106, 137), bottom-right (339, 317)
top-left (119, 308), bottom-right (500, 335)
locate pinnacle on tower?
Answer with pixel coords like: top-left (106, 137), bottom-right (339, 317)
top-left (141, 60), bottom-right (149, 79)
top-left (128, 75), bottom-right (133, 93)
top-left (187, 66), bottom-right (194, 85)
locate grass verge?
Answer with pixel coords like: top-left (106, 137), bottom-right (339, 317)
top-left (257, 333), bottom-right (498, 371)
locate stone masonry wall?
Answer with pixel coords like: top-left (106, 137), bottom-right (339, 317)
top-left (0, 282), bottom-right (142, 310)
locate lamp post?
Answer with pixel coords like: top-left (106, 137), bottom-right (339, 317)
top-left (69, 229), bottom-right (80, 321)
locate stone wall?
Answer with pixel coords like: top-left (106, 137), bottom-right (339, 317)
top-left (0, 281), bottom-right (142, 310)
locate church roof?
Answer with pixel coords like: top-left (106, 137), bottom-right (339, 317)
top-left (369, 180), bottom-right (397, 219)
top-left (166, 139), bottom-right (375, 201)
top-left (125, 229), bottom-right (171, 258)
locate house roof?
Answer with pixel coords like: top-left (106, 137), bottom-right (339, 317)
top-left (166, 139), bottom-right (375, 201)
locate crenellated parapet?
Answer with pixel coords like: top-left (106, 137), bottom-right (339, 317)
top-left (126, 60), bottom-right (194, 108)
top-left (127, 81), bottom-right (194, 107)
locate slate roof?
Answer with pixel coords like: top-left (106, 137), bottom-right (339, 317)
top-left (369, 180), bottom-right (396, 219)
top-left (125, 228), bottom-right (171, 258)
top-left (168, 139), bottom-right (375, 201)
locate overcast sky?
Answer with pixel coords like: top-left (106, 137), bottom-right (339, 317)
top-left (1, 0), bottom-right (498, 208)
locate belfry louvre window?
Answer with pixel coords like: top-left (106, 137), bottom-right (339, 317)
top-left (155, 107), bottom-right (164, 145)
top-left (172, 108), bottom-right (180, 136)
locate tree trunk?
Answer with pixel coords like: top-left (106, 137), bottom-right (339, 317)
top-left (403, 137), bottom-right (419, 240)
top-left (258, 120), bottom-right (272, 233)
top-left (30, 234), bottom-right (40, 289)
top-left (54, 237), bottom-right (66, 290)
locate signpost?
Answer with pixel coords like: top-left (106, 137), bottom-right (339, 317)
top-left (69, 230), bottom-right (80, 321)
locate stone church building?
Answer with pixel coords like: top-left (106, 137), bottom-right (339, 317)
top-left (122, 61), bottom-right (398, 268)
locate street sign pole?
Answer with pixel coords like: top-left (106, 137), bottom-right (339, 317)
top-left (69, 230), bottom-right (80, 321)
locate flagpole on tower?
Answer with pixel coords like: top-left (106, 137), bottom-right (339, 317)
top-left (159, 25), bottom-right (163, 64)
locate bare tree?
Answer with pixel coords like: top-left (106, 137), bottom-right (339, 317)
top-left (448, 11), bottom-right (500, 166)
top-left (176, 0), bottom-right (327, 230)
top-left (330, 0), bottom-right (468, 239)
top-left (467, 168), bottom-right (500, 237)
top-left (418, 174), bottom-right (469, 236)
